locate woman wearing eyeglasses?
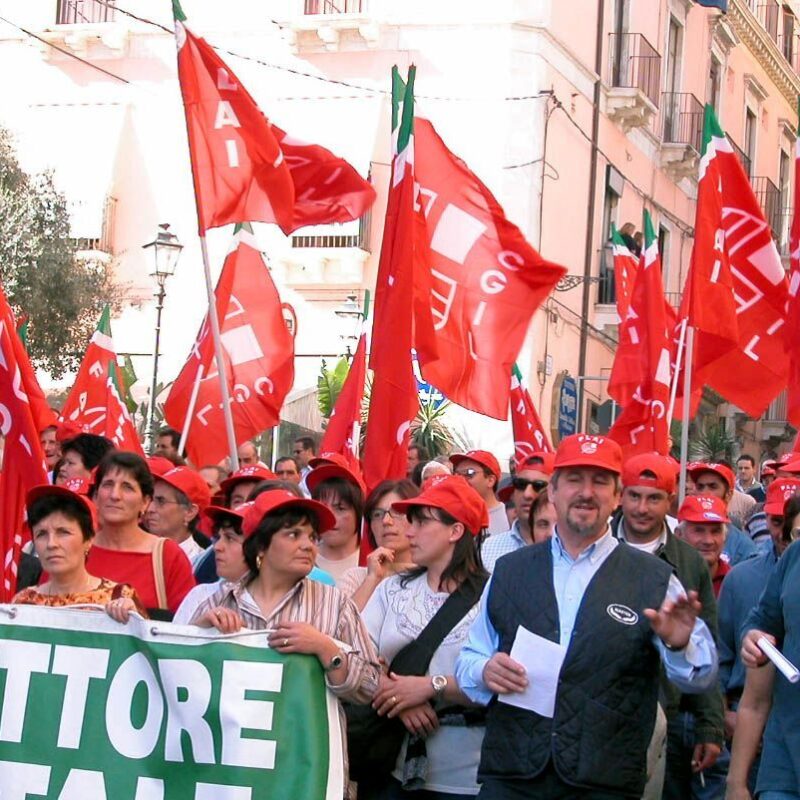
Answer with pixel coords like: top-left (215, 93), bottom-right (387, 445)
top-left (340, 480), bottom-right (419, 611)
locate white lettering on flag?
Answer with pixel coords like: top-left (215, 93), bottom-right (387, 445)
top-left (430, 204), bottom-right (486, 265)
top-left (655, 348), bottom-right (672, 386)
top-left (217, 68), bottom-right (238, 91)
top-left (221, 326), bottom-right (265, 366)
top-left (214, 101), bottom-right (241, 129)
top-left (225, 140), bottom-right (240, 168)
top-left (747, 241), bottom-right (785, 285)
top-left (58, 769), bottom-right (107, 800)
top-left (730, 266), bottom-right (764, 315)
top-left (159, 659), bottom-right (215, 764)
top-left (0, 761), bottom-right (50, 799)
top-left (430, 270), bottom-right (458, 331)
top-left (0, 640), bottom-right (51, 742)
top-left (195, 785), bottom-right (253, 800)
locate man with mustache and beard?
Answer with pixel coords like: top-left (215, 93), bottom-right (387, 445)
top-left (456, 434), bottom-right (718, 799)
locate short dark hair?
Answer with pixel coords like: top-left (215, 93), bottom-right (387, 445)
top-left (242, 508), bottom-right (320, 576)
top-left (781, 495), bottom-right (800, 542)
top-left (94, 451), bottom-right (155, 498)
top-left (364, 479), bottom-right (419, 549)
top-left (737, 454), bottom-right (756, 467)
top-left (275, 456), bottom-right (300, 472)
top-left (247, 480), bottom-right (304, 501)
top-left (28, 494), bottom-right (94, 542)
top-left (294, 436), bottom-right (316, 453)
top-left (527, 489), bottom-right (552, 530)
top-left (311, 476), bottom-right (364, 530)
top-left (408, 443), bottom-right (430, 460)
top-left (157, 427), bottom-right (180, 449)
top-left (61, 434), bottom-right (114, 471)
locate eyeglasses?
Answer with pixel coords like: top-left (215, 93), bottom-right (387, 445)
top-left (369, 508), bottom-right (406, 523)
top-left (455, 468), bottom-right (480, 479)
top-left (150, 496), bottom-right (188, 509)
top-left (512, 477), bottom-right (549, 493)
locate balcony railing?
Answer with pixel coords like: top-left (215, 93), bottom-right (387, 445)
top-left (753, 0), bottom-right (780, 43)
top-left (303, 0), bottom-right (366, 13)
top-left (56, 0), bottom-right (116, 24)
top-left (659, 92), bottom-right (704, 152)
top-left (752, 176), bottom-right (782, 239)
top-left (729, 137), bottom-right (753, 178)
top-left (597, 244), bottom-right (617, 305)
top-left (608, 33), bottom-right (662, 109)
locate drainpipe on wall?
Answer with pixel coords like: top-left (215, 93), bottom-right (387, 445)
top-left (576, 0), bottom-right (605, 432)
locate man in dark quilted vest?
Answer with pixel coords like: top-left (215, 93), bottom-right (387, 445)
top-left (455, 434), bottom-right (719, 799)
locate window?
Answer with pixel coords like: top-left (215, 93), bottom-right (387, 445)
top-left (658, 223), bottom-right (671, 288)
top-left (56, 0), bottom-right (115, 24)
top-left (598, 166), bottom-right (624, 306)
top-left (707, 57), bottom-right (721, 114)
top-left (779, 148), bottom-right (791, 252)
top-left (665, 17), bottom-right (682, 95)
top-left (745, 108), bottom-right (757, 174)
top-left (783, 11), bottom-right (795, 64)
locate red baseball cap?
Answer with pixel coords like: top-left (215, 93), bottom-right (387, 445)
top-left (763, 478), bottom-right (800, 515)
top-left (392, 474), bottom-right (489, 536)
top-left (220, 465), bottom-right (277, 495)
top-left (678, 494), bottom-right (730, 524)
top-left (306, 463), bottom-right (366, 495)
top-left (776, 452), bottom-right (800, 467)
top-left (622, 453), bottom-right (677, 494)
top-left (60, 476), bottom-right (92, 496)
top-left (553, 434), bottom-right (623, 474)
top-left (201, 504), bottom-right (247, 528)
top-left (26, 483), bottom-right (98, 531)
top-left (450, 450), bottom-right (501, 481)
top-left (55, 421), bottom-right (84, 443)
top-left (778, 459), bottom-right (800, 476)
top-left (514, 451), bottom-right (556, 476)
top-left (156, 467), bottom-right (212, 511)
top-left (240, 490), bottom-right (336, 539)
top-left (147, 456), bottom-right (175, 477)
top-left (687, 462), bottom-right (735, 491)
top-left (309, 451), bottom-right (352, 470)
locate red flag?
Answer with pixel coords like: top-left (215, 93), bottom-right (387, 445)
top-left (320, 334), bottom-right (366, 475)
top-left (362, 67), bottom-right (420, 490)
top-left (609, 212), bottom-right (672, 457)
top-left (680, 106), bottom-right (788, 418)
top-left (104, 362), bottom-right (144, 456)
top-left (164, 225), bottom-right (294, 466)
top-left (173, 6), bottom-right (374, 234)
top-left (788, 102), bottom-right (800, 426)
top-left (412, 118), bottom-right (566, 419)
top-left (610, 225), bottom-right (639, 323)
top-left (510, 364), bottom-right (553, 459)
top-left (60, 306), bottom-right (135, 444)
top-left (0, 311), bottom-right (48, 600)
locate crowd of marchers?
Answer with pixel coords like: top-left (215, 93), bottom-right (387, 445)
top-left (10, 424), bottom-right (800, 800)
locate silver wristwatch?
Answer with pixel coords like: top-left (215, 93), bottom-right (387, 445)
top-left (324, 651), bottom-right (344, 672)
top-left (431, 674), bottom-right (448, 699)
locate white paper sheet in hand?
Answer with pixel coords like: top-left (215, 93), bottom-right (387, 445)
top-left (498, 624), bottom-right (568, 718)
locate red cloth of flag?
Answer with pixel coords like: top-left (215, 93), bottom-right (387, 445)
top-left (320, 334), bottom-right (366, 476)
top-left (510, 367), bottom-right (553, 459)
top-left (610, 227), bottom-right (639, 323)
top-left (412, 118), bottom-right (566, 419)
top-left (164, 226), bottom-right (294, 467)
top-left (104, 363), bottom-right (144, 456)
top-left (788, 120), bottom-right (800, 426)
top-left (0, 312), bottom-right (48, 600)
top-left (174, 17), bottom-right (374, 234)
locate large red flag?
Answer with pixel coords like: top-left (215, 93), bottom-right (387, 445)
top-left (610, 225), bottom-right (639, 323)
top-left (104, 362), bottom-right (144, 456)
top-left (173, 2), bottom-right (374, 234)
top-left (362, 67), bottom-right (420, 490)
top-left (788, 101), bottom-right (800, 427)
top-left (0, 313), bottom-right (48, 600)
top-left (609, 212), bottom-right (672, 457)
top-left (679, 106), bottom-right (788, 418)
top-left (510, 363), bottom-right (553, 459)
top-left (412, 118), bottom-right (566, 419)
top-left (320, 334), bottom-right (366, 475)
top-left (164, 225), bottom-right (294, 467)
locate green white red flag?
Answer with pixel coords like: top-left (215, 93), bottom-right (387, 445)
top-left (411, 119), bottom-right (567, 419)
top-left (164, 224), bottom-right (294, 467)
top-left (787, 98), bottom-right (800, 426)
top-left (319, 333), bottom-right (366, 475)
top-left (362, 67), bottom-right (420, 490)
top-left (677, 105), bottom-right (789, 419)
top-left (172, 0), bottom-right (374, 234)
top-left (104, 361), bottom-right (144, 456)
top-left (610, 224), bottom-right (638, 323)
top-left (510, 363), bottom-right (553, 458)
top-left (608, 211), bottom-right (672, 456)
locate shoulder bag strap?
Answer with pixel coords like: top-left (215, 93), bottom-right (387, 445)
top-left (151, 537), bottom-right (168, 611)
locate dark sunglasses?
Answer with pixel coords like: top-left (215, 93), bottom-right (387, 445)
top-left (512, 477), bottom-right (549, 493)
top-left (455, 467), bottom-right (480, 479)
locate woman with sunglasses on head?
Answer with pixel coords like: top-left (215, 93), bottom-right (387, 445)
top-left (340, 479), bottom-right (419, 611)
top-left (361, 474), bottom-right (489, 799)
top-left (188, 488), bottom-right (380, 800)
top-left (480, 453), bottom-right (554, 573)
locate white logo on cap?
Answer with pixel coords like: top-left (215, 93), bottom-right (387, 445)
top-left (699, 497), bottom-right (714, 510)
top-left (581, 442), bottom-right (598, 454)
top-left (607, 604), bottom-right (639, 625)
top-left (703, 512), bottom-right (723, 521)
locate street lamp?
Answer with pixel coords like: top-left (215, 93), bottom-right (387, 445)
top-left (142, 223), bottom-right (183, 454)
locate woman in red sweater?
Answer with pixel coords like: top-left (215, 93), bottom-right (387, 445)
top-left (87, 451), bottom-right (195, 619)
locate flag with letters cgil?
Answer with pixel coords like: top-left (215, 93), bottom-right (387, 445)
top-left (173, 0), bottom-right (375, 234)
top-left (678, 105), bottom-right (789, 418)
top-left (510, 363), bottom-right (553, 458)
top-left (164, 224), bottom-right (294, 467)
top-left (412, 118), bottom-right (566, 419)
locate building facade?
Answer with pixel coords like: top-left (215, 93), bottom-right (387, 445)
top-left (0, 0), bottom-right (795, 462)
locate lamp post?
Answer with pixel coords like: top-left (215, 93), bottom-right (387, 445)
top-left (142, 223), bottom-right (183, 455)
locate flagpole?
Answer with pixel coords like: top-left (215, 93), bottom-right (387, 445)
top-left (199, 236), bottom-right (239, 471)
top-left (271, 424), bottom-right (279, 469)
top-left (678, 325), bottom-right (695, 505)
top-left (178, 363), bottom-right (204, 457)
top-left (667, 317), bottom-right (688, 428)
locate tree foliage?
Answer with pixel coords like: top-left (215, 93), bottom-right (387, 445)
top-left (0, 127), bottom-right (119, 377)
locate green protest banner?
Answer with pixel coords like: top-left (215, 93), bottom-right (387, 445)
top-left (0, 605), bottom-right (343, 799)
